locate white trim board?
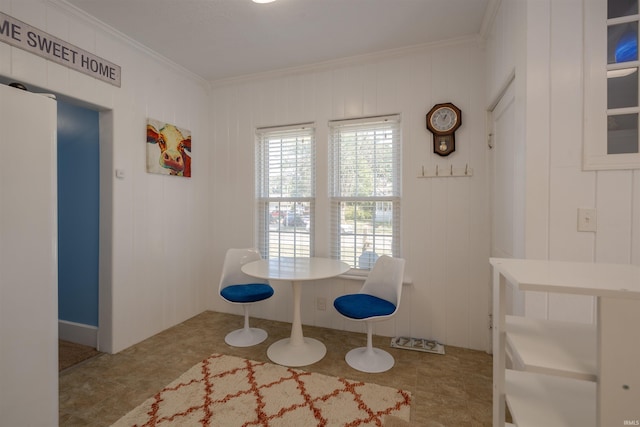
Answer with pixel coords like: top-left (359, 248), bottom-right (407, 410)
top-left (58, 320), bottom-right (98, 348)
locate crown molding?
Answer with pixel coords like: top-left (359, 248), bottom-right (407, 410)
top-left (48, 0), bottom-right (209, 87)
top-left (209, 35), bottom-right (484, 89)
top-left (49, 0), bottom-right (488, 91)
top-left (480, 0), bottom-right (502, 40)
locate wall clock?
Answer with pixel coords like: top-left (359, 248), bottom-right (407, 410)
top-left (426, 102), bottom-right (461, 156)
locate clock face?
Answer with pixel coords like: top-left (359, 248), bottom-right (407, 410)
top-left (430, 107), bottom-right (458, 132)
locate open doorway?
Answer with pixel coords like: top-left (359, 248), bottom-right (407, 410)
top-left (0, 75), bottom-right (114, 357)
top-left (57, 100), bottom-right (102, 369)
top-left (0, 75), bottom-right (114, 353)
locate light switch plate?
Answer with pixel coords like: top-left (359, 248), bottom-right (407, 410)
top-left (577, 208), bottom-right (597, 232)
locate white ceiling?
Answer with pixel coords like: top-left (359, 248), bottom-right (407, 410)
top-left (66, 0), bottom-right (491, 82)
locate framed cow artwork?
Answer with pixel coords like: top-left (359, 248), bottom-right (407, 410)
top-left (146, 118), bottom-right (192, 177)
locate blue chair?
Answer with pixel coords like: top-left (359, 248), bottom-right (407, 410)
top-left (333, 255), bottom-right (405, 373)
top-left (219, 248), bottom-right (274, 347)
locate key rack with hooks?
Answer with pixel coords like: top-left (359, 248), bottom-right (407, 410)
top-left (417, 164), bottom-right (473, 178)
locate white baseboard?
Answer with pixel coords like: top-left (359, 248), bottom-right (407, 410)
top-left (58, 320), bottom-right (98, 348)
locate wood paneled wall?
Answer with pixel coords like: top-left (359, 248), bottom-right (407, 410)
top-left (486, 0), bottom-right (640, 324)
top-left (208, 40), bottom-right (492, 351)
top-left (0, 0), bottom-right (212, 353)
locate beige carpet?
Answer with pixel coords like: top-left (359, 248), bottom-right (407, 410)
top-left (111, 353), bottom-right (411, 426)
top-left (58, 340), bottom-right (101, 372)
top-left (383, 415), bottom-right (437, 426)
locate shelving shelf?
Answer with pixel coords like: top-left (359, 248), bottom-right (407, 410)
top-left (491, 258), bottom-right (640, 427)
top-left (506, 370), bottom-right (596, 427)
top-left (506, 315), bottom-right (597, 381)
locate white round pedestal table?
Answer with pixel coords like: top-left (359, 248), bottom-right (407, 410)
top-left (241, 257), bottom-right (350, 367)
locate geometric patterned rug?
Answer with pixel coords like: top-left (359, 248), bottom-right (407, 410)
top-left (110, 353), bottom-right (411, 427)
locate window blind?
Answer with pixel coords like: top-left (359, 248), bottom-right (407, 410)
top-left (329, 115), bottom-right (401, 269)
top-left (256, 124), bottom-right (315, 259)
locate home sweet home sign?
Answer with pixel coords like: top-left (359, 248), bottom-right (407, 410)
top-left (0, 12), bottom-right (121, 87)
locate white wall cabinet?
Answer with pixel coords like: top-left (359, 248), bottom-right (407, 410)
top-left (490, 258), bottom-right (640, 427)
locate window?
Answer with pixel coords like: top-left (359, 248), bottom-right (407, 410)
top-left (584, 0), bottom-right (640, 169)
top-left (256, 124), bottom-right (315, 259)
top-left (329, 115), bottom-right (401, 270)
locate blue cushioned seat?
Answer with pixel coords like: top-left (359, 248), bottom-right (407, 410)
top-left (219, 248), bottom-right (274, 347)
top-left (221, 283), bottom-right (274, 303)
top-left (334, 294), bottom-right (396, 319)
top-left (332, 255), bottom-right (405, 373)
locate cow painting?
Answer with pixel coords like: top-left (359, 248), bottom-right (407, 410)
top-left (146, 119), bottom-right (192, 177)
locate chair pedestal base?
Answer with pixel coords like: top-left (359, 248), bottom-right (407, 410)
top-left (225, 327), bottom-right (267, 347)
top-left (345, 347), bottom-right (395, 373)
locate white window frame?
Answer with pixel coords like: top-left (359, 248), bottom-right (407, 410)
top-left (329, 114), bottom-right (401, 271)
top-left (584, 0), bottom-right (640, 170)
top-left (256, 123), bottom-right (315, 259)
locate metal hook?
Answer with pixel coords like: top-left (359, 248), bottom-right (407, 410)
top-left (465, 164), bottom-right (468, 175)
top-left (422, 165), bottom-right (425, 177)
top-left (450, 165), bottom-right (453, 176)
top-left (436, 165), bottom-right (439, 176)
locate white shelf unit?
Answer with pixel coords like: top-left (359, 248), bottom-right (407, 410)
top-left (505, 370), bottom-right (596, 427)
top-left (490, 258), bottom-right (640, 427)
top-left (506, 315), bottom-right (597, 381)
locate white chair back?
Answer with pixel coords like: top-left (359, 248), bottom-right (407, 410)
top-left (360, 255), bottom-right (405, 307)
top-left (219, 248), bottom-right (268, 292)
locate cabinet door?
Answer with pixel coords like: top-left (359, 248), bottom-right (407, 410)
top-left (0, 84), bottom-right (58, 426)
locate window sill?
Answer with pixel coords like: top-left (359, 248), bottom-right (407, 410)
top-left (338, 272), bottom-right (413, 285)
